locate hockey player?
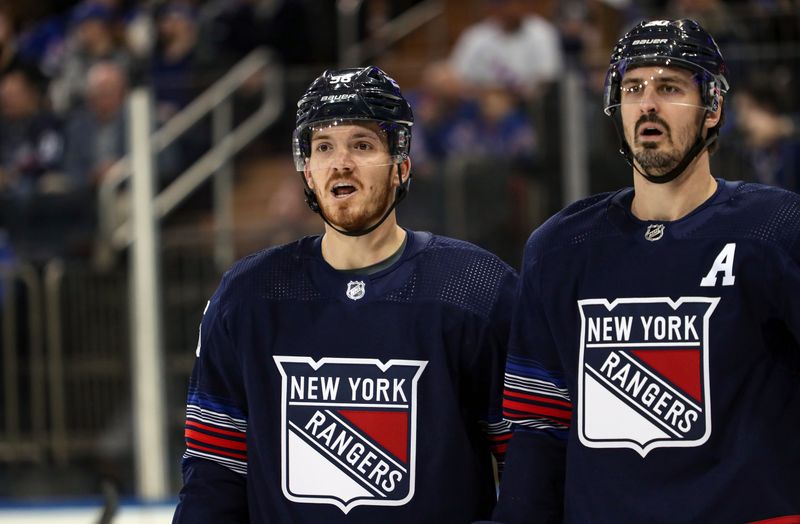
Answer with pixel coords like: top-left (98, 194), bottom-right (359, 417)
top-left (491, 19), bottom-right (800, 523)
top-left (172, 66), bottom-right (517, 523)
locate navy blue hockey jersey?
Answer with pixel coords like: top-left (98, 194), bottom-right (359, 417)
top-left (172, 230), bottom-right (517, 523)
top-left (494, 180), bottom-right (800, 523)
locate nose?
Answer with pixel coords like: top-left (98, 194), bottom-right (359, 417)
top-left (330, 148), bottom-right (355, 171)
top-left (638, 84), bottom-right (658, 113)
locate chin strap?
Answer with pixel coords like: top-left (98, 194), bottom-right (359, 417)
top-left (301, 162), bottom-right (410, 237)
top-left (612, 111), bottom-right (718, 184)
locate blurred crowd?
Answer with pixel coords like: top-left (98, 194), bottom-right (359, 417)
top-left (401, 0), bottom-right (800, 261)
top-left (0, 0), bottom-right (317, 263)
top-left (0, 0), bottom-right (797, 265)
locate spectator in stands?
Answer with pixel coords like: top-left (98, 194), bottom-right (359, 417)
top-left (0, 68), bottom-right (96, 261)
top-left (450, 0), bottom-right (563, 100)
top-left (0, 69), bottom-right (63, 195)
top-left (151, 2), bottom-right (203, 124)
top-left (63, 61), bottom-right (127, 188)
top-left (408, 61), bottom-right (473, 173)
top-left (451, 85), bottom-right (537, 166)
top-left (733, 75), bottom-right (800, 193)
top-left (50, 2), bottom-right (130, 113)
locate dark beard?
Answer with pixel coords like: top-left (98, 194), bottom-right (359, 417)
top-left (317, 168), bottom-right (396, 231)
top-left (632, 112), bottom-right (702, 176)
top-left (633, 143), bottom-right (683, 175)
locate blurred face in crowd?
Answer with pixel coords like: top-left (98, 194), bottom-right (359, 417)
top-left (491, 0), bottom-right (528, 32)
top-left (0, 72), bottom-right (39, 120)
top-left (87, 63), bottom-right (127, 121)
top-left (158, 9), bottom-right (197, 46)
top-left (304, 121), bottom-right (408, 232)
top-left (76, 18), bottom-right (113, 54)
top-left (478, 86), bottom-right (516, 123)
top-left (619, 65), bottom-right (719, 177)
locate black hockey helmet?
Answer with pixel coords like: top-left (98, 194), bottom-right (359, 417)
top-left (602, 19), bottom-right (730, 184)
top-left (293, 66), bottom-right (413, 171)
top-left (293, 66), bottom-right (414, 236)
top-left (603, 19), bottom-right (729, 116)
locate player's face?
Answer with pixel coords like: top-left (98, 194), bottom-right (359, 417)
top-left (619, 66), bottom-right (707, 177)
top-left (304, 121), bottom-right (405, 231)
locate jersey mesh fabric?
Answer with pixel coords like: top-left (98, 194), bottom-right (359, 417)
top-left (689, 183), bottom-right (800, 248)
top-left (384, 236), bottom-right (509, 320)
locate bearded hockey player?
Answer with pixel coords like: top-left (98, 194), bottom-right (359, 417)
top-left (172, 66), bottom-right (517, 523)
top-left (492, 19), bottom-right (800, 523)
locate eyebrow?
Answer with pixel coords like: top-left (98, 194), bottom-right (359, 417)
top-left (622, 74), bottom-right (693, 86)
top-left (311, 131), bottom-right (381, 142)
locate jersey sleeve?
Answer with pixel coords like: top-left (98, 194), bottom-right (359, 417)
top-left (492, 252), bottom-right (569, 523)
top-left (173, 280), bottom-right (249, 523)
top-left (476, 268), bottom-right (518, 473)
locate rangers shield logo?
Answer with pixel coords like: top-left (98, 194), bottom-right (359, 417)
top-left (273, 356), bottom-right (427, 513)
top-left (577, 297), bottom-right (719, 457)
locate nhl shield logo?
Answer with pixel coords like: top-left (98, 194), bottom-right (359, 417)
top-left (346, 281), bottom-right (366, 301)
top-left (644, 224), bottom-right (665, 241)
top-left (273, 356), bottom-right (427, 513)
top-left (577, 297), bottom-right (719, 457)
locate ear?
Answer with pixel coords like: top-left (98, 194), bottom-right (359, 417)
top-left (303, 162), bottom-right (315, 189)
top-left (398, 157), bottom-right (411, 183)
top-left (705, 96), bottom-right (724, 129)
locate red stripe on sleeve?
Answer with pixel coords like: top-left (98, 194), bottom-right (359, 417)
top-left (187, 441), bottom-right (247, 461)
top-left (504, 388), bottom-right (573, 409)
top-left (502, 398), bottom-right (572, 421)
top-left (186, 419), bottom-right (246, 439)
top-left (748, 516), bottom-right (800, 524)
top-left (186, 428), bottom-right (248, 451)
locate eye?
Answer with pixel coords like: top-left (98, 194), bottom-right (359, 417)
top-left (354, 141), bottom-right (374, 151)
top-left (622, 83), bottom-right (642, 95)
top-left (315, 142), bottom-right (332, 153)
top-left (659, 84), bottom-right (682, 95)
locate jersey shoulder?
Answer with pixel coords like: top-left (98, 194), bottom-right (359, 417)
top-left (694, 181), bottom-right (800, 252)
top-left (387, 233), bottom-right (517, 320)
top-left (523, 191), bottom-right (619, 263)
top-left (217, 236), bottom-right (321, 304)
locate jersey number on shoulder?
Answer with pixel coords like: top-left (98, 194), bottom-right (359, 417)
top-left (700, 243), bottom-right (736, 287)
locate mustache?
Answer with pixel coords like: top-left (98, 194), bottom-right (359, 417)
top-left (635, 113), bottom-right (671, 136)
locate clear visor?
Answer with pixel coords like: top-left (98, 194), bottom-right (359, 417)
top-left (292, 119), bottom-right (404, 172)
top-left (604, 57), bottom-right (725, 116)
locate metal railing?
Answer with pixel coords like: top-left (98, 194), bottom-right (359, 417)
top-left (97, 48), bottom-right (283, 262)
top-left (0, 262), bottom-right (47, 463)
top-left (337, 0), bottom-right (445, 66)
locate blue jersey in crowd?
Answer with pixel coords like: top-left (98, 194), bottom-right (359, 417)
top-left (173, 230), bottom-right (517, 523)
top-left (494, 180), bottom-right (800, 523)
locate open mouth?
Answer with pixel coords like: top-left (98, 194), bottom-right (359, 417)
top-left (639, 125), bottom-right (664, 138)
top-left (637, 120), bottom-right (668, 140)
top-left (331, 182), bottom-right (358, 198)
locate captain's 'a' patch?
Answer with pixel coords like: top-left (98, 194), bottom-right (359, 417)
top-left (577, 297), bottom-right (719, 457)
top-left (273, 356), bottom-right (427, 513)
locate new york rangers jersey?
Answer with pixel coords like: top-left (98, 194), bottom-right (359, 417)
top-left (172, 230), bottom-right (517, 523)
top-left (493, 180), bottom-right (800, 523)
